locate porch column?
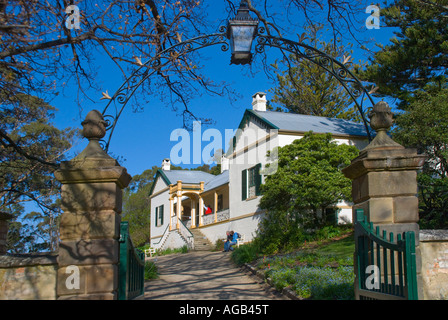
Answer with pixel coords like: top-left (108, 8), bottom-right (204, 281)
top-left (54, 110), bottom-right (131, 300)
top-left (175, 181), bottom-right (182, 230)
top-left (169, 197), bottom-right (174, 231)
top-left (342, 101), bottom-right (425, 300)
top-left (198, 196), bottom-right (204, 227)
top-left (191, 199), bottom-right (196, 228)
top-left (176, 194), bottom-right (182, 229)
top-left (214, 191), bottom-right (218, 223)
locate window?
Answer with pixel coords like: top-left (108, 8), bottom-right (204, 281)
top-left (242, 163), bottom-right (262, 200)
top-left (155, 205), bottom-right (164, 227)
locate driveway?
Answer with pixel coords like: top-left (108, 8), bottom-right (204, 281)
top-left (143, 251), bottom-right (288, 300)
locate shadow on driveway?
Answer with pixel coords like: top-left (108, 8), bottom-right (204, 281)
top-left (144, 251), bottom-right (288, 300)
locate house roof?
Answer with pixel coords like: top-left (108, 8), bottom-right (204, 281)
top-left (250, 109), bottom-right (369, 137)
top-left (225, 109), bottom-right (369, 157)
top-left (203, 170), bottom-right (229, 192)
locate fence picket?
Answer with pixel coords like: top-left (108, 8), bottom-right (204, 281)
top-left (355, 209), bottom-right (418, 300)
top-left (118, 221), bottom-right (145, 300)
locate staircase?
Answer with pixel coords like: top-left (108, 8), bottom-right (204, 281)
top-left (189, 228), bottom-right (213, 251)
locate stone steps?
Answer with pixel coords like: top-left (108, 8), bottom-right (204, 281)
top-left (189, 228), bottom-right (213, 251)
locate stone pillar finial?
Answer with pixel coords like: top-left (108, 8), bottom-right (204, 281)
top-left (73, 110), bottom-right (114, 161)
top-left (81, 110), bottom-right (107, 140)
top-left (369, 101), bottom-right (394, 131)
top-left (363, 101), bottom-right (403, 152)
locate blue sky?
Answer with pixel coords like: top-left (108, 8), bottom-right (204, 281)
top-left (50, 2), bottom-right (397, 178)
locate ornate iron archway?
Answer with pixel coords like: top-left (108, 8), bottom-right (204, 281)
top-left (100, 27), bottom-right (230, 151)
top-left (101, 13), bottom-right (374, 151)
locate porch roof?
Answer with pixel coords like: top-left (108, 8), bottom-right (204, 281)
top-left (160, 169), bottom-right (216, 185)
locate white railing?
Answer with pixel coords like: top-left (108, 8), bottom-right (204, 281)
top-left (171, 215), bottom-right (178, 230)
top-left (182, 208), bottom-right (230, 229)
top-left (179, 220), bottom-right (195, 250)
top-left (152, 225), bottom-right (170, 250)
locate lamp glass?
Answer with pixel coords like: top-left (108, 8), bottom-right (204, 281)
top-left (230, 24), bottom-right (257, 53)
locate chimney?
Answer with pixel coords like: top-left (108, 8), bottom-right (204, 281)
top-left (252, 92), bottom-right (267, 112)
top-left (221, 155), bottom-right (229, 173)
top-left (162, 158), bottom-right (171, 171)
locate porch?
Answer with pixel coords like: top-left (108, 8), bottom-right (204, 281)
top-left (168, 174), bottom-right (229, 231)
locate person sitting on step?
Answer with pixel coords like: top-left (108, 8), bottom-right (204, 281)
top-left (223, 230), bottom-right (238, 252)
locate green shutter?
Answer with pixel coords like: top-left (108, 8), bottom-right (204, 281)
top-left (155, 206), bottom-right (159, 226)
top-left (242, 169), bottom-right (247, 200)
top-left (255, 163), bottom-right (262, 196)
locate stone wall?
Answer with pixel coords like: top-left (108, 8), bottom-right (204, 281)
top-left (0, 253), bottom-right (58, 300)
top-left (419, 230), bottom-right (448, 300)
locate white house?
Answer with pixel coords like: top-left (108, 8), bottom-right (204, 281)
top-left (149, 92), bottom-right (369, 250)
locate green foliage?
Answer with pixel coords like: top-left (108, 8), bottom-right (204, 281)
top-left (269, 25), bottom-right (361, 122)
top-left (255, 132), bottom-right (358, 253)
top-left (314, 234), bottom-right (355, 261)
top-left (122, 166), bottom-right (161, 247)
top-left (260, 132), bottom-right (358, 216)
top-left (144, 261), bottom-right (159, 280)
top-left (156, 245), bottom-right (189, 256)
top-left (266, 265), bottom-right (355, 300)
top-left (392, 88), bottom-right (448, 178)
top-left (360, 1), bottom-right (448, 230)
top-left (235, 235), bottom-right (356, 299)
top-left (1, 93), bottom-right (78, 253)
top-left (232, 226), bottom-right (354, 266)
top-left (315, 225), bottom-right (342, 241)
top-left (230, 242), bottom-right (260, 266)
top-left (361, 0), bottom-right (448, 107)
top-left (417, 174), bottom-right (448, 229)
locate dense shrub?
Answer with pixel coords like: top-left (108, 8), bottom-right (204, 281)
top-left (231, 242), bottom-right (260, 266)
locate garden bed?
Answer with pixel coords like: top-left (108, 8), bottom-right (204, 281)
top-left (241, 233), bottom-right (355, 300)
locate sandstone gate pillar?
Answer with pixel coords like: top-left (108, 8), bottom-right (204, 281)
top-left (54, 110), bottom-right (131, 300)
top-left (342, 101), bottom-right (426, 299)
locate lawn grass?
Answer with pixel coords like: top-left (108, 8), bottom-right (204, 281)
top-left (313, 234), bottom-right (355, 261)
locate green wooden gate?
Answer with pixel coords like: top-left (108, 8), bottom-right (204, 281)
top-left (355, 209), bottom-right (418, 300)
top-left (118, 221), bottom-right (145, 300)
